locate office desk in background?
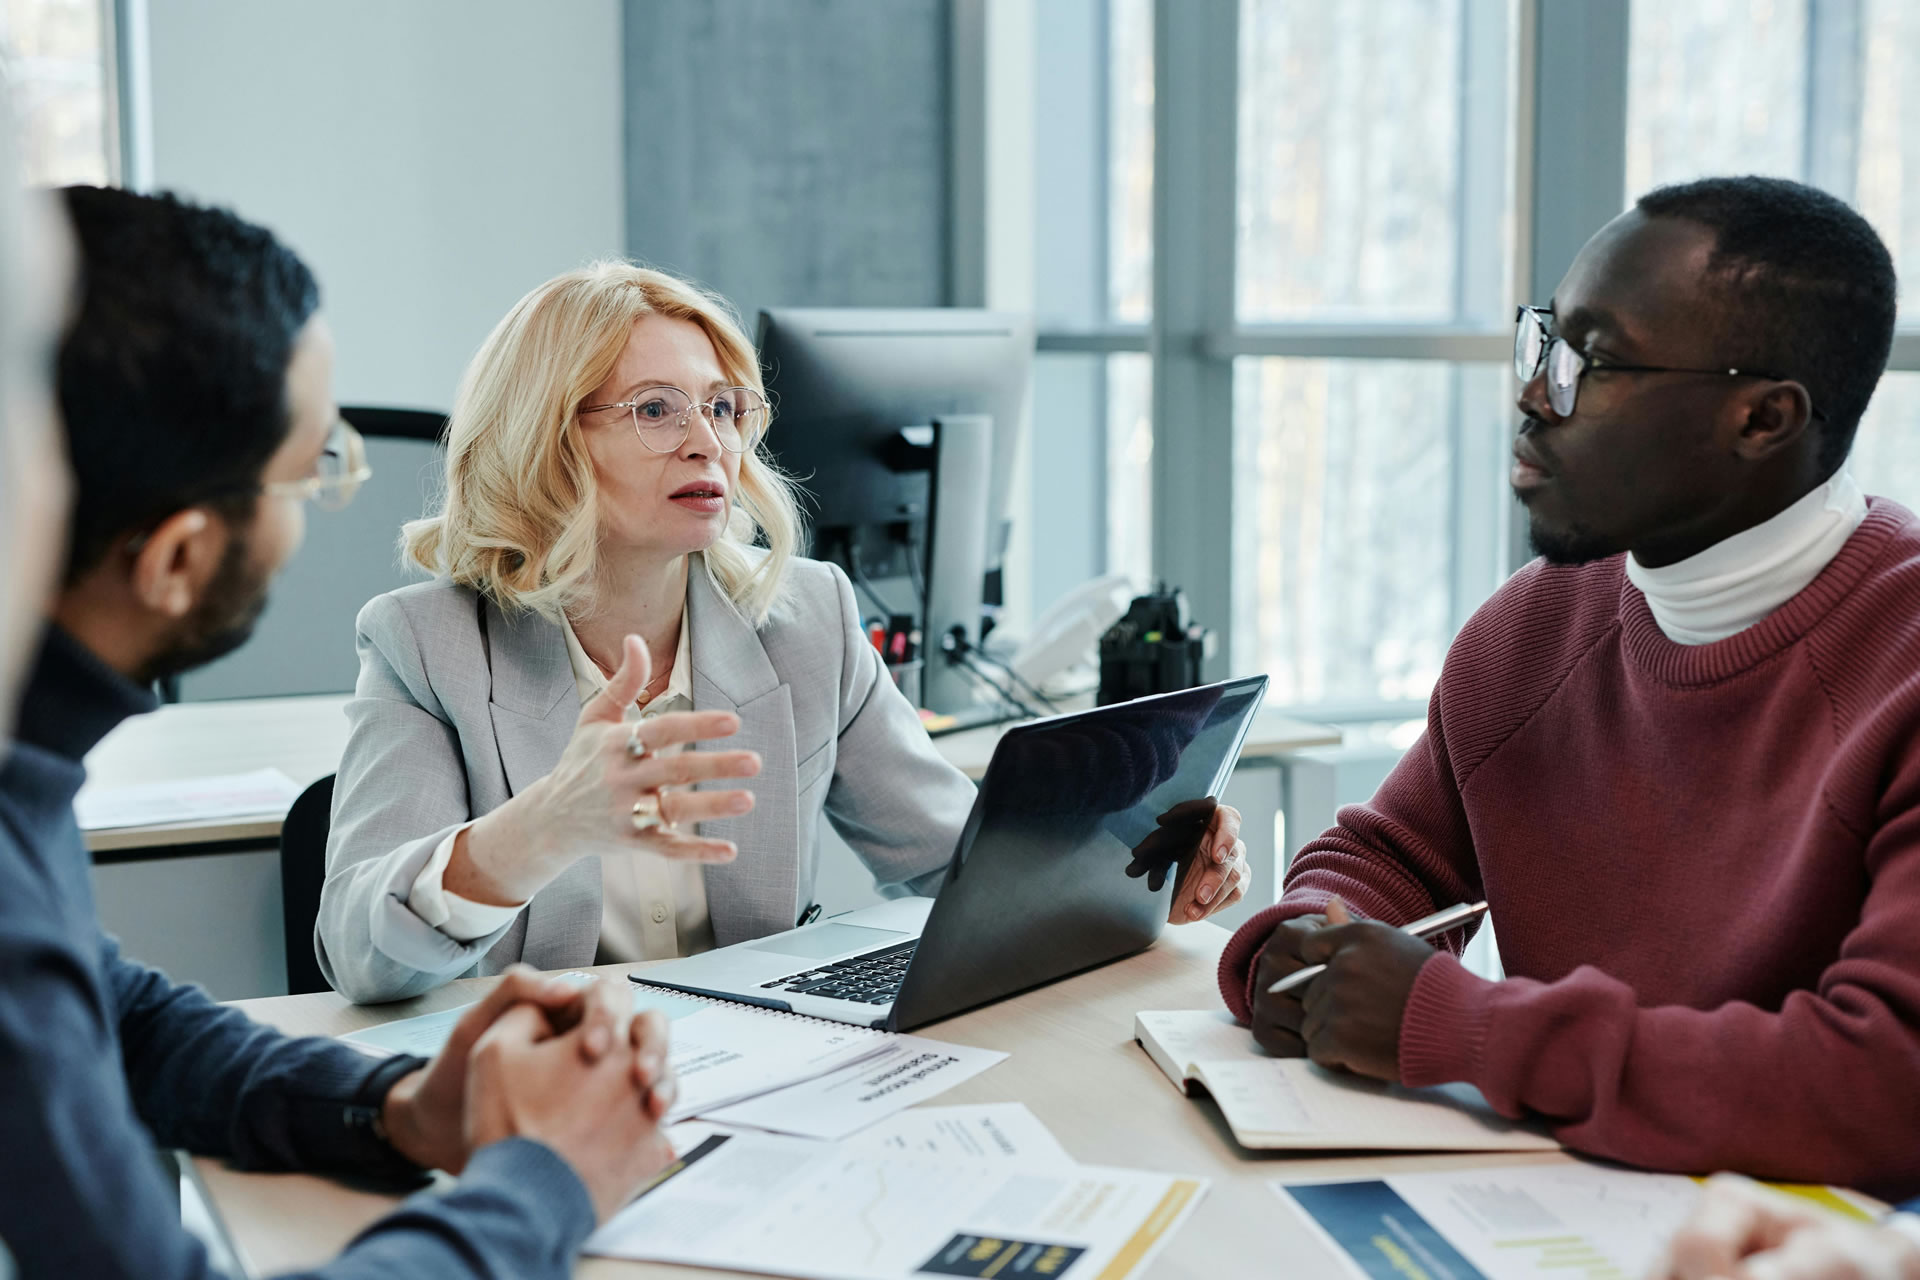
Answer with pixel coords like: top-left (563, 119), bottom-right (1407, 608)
top-left (81, 694), bottom-right (1340, 998)
top-left (188, 924), bottom-right (1571, 1279)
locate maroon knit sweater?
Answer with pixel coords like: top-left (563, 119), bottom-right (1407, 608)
top-left (1219, 500), bottom-right (1920, 1197)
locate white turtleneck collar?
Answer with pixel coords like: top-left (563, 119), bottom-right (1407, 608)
top-left (1624, 471), bottom-right (1868, 646)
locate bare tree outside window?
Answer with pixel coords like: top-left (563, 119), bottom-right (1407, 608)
top-left (1230, 0), bottom-right (1511, 707)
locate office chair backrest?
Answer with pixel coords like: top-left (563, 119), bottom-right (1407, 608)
top-left (280, 773), bottom-right (336, 996)
top-left (337, 406), bottom-right (448, 442)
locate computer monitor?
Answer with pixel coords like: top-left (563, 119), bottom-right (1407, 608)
top-left (756, 308), bottom-right (1035, 711)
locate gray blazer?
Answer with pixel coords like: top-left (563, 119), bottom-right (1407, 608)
top-left (316, 554), bottom-right (975, 1003)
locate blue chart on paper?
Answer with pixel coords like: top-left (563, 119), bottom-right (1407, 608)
top-left (1284, 1181), bottom-right (1487, 1280)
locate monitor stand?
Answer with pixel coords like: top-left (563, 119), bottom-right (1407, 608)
top-left (920, 413), bottom-right (993, 716)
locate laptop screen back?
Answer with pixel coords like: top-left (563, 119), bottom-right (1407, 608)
top-left (888, 675), bottom-right (1268, 1030)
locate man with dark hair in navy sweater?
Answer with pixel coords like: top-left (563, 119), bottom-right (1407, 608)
top-left (0, 182), bottom-right (685, 1278)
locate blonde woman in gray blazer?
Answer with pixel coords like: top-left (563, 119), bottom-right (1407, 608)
top-left (317, 263), bottom-right (1251, 1004)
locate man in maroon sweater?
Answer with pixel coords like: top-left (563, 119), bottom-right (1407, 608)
top-left (1221, 175), bottom-right (1920, 1197)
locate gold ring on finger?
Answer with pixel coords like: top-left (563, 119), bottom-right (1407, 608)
top-left (631, 791), bottom-right (668, 833)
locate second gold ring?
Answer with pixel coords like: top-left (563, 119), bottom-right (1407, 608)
top-left (631, 791), bottom-right (667, 833)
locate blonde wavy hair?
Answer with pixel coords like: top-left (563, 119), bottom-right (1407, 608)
top-left (404, 261), bottom-right (802, 624)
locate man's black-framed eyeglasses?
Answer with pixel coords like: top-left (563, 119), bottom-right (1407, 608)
top-left (1513, 306), bottom-right (1825, 422)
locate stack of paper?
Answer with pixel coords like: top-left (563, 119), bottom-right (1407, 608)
top-left (590, 1106), bottom-right (1207, 1280)
top-left (346, 985), bottom-right (1211, 1280)
top-left (74, 767), bottom-right (303, 830)
top-left (342, 984), bottom-right (1005, 1130)
top-left (345, 984), bottom-right (934, 1123)
top-left (704, 1032), bottom-right (1007, 1139)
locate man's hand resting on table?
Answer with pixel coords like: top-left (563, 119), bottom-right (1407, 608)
top-left (1248, 897), bottom-right (1438, 1082)
top-left (379, 967), bottom-right (674, 1177)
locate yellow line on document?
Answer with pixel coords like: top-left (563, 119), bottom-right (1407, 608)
top-left (1094, 1180), bottom-right (1203, 1280)
top-left (980, 1240), bottom-right (1022, 1279)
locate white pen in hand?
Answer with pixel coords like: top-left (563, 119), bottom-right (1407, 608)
top-left (1265, 899), bottom-right (1490, 995)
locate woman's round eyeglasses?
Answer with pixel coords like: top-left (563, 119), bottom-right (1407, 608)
top-left (581, 385), bottom-right (769, 455)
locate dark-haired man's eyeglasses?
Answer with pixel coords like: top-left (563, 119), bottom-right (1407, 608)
top-left (580, 385), bottom-right (768, 455)
top-left (262, 417), bottom-right (371, 512)
top-left (1514, 306), bottom-right (1825, 422)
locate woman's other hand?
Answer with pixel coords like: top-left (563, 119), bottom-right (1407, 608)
top-left (1126, 798), bottom-right (1251, 924)
top-left (1167, 800), bottom-right (1249, 923)
top-left (447, 634), bottom-right (761, 906)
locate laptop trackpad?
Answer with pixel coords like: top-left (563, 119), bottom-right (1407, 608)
top-left (746, 923), bottom-right (909, 960)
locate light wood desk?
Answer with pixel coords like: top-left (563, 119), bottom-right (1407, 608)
top-left (192, 924), bottom-right (1571, 1279)
top-left (81, 695), bottom-right (1341, 856)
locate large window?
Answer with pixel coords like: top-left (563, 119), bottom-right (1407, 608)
top-left (0, 0), bottom-right (116, 185)
top-left (1029, 0), bottom-right (1156, 613)
top-left (1237, 1), bottom-right (1469, 324)
top-left (1228, 0), bottom-right (1516, 709)
top-left (1233, 360), bottom-right (1508, 705)
top-left (1024, 0), bottom-right (1920, 716)
top-left (1029, 0), bottom-right (1516, 713)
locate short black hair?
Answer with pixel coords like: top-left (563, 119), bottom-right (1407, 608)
top-left (56, 186), bottom-right (320, 583)
top-left (1635, 175), bottom-right (1897, 474)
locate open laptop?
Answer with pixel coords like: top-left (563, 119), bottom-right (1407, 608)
top-left (631, 675), bottom-right (1268, 1031)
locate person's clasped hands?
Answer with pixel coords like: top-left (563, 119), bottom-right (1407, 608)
top-left (1248, 895), bottom-right (1443, 1081)
top-left (377, 966), bottom-right (677, 1222)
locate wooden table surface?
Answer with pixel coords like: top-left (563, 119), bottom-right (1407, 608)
top-left (82, 696), bottom-right (1341, 854)
top-left (193, 924), bottom-right (1572, 1279)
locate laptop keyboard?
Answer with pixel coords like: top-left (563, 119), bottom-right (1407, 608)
top-left (759, 940), bottom-right (918, 1005)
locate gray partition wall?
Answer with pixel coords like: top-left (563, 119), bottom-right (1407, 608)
top-left (622, 0), bottom-right (954, 317)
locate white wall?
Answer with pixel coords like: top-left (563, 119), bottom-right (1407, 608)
top-left (140, 0), bottom-right (624, 410)
top-left (99, 3), bottom-right (625, 989)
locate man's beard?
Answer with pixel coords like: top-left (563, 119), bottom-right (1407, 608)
top-left (135, 531), bottom-right (271, 685)
top-left (1526, 512), bottom-right (1624, 566)
top-left (1520, 498), bottom-right (1628, 568)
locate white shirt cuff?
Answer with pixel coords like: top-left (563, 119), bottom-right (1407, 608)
top-left (407, 824), bottom-right (527, 941)
top-left (1886, 1213), bottom-right (1920, 1249)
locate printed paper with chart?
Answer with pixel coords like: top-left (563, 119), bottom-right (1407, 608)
top-left (1275, 1165), bottom-right (1874, 1280)
top-left (587, 1129), bottom-right (1208, 1280)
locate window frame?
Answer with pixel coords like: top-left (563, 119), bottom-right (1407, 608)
top-left (1037, 0), bottom-right (1529, 720)
top-left (995, 0), bottom-right (1920, 719)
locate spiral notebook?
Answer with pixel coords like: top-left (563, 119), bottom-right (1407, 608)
top-left (343, 983), bottom-right (893, 1122)
top-left (1134, 1010), bottom-right (1558, 1152)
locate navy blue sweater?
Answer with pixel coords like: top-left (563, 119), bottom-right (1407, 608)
top-left (0, 626), bottom-right (594, 1279)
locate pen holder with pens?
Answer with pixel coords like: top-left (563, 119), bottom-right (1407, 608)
top-left (867, 612), bottom-right (923, 706)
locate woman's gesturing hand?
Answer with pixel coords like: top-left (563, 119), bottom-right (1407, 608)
top-left (449, 633), bottom-right (761, 907)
